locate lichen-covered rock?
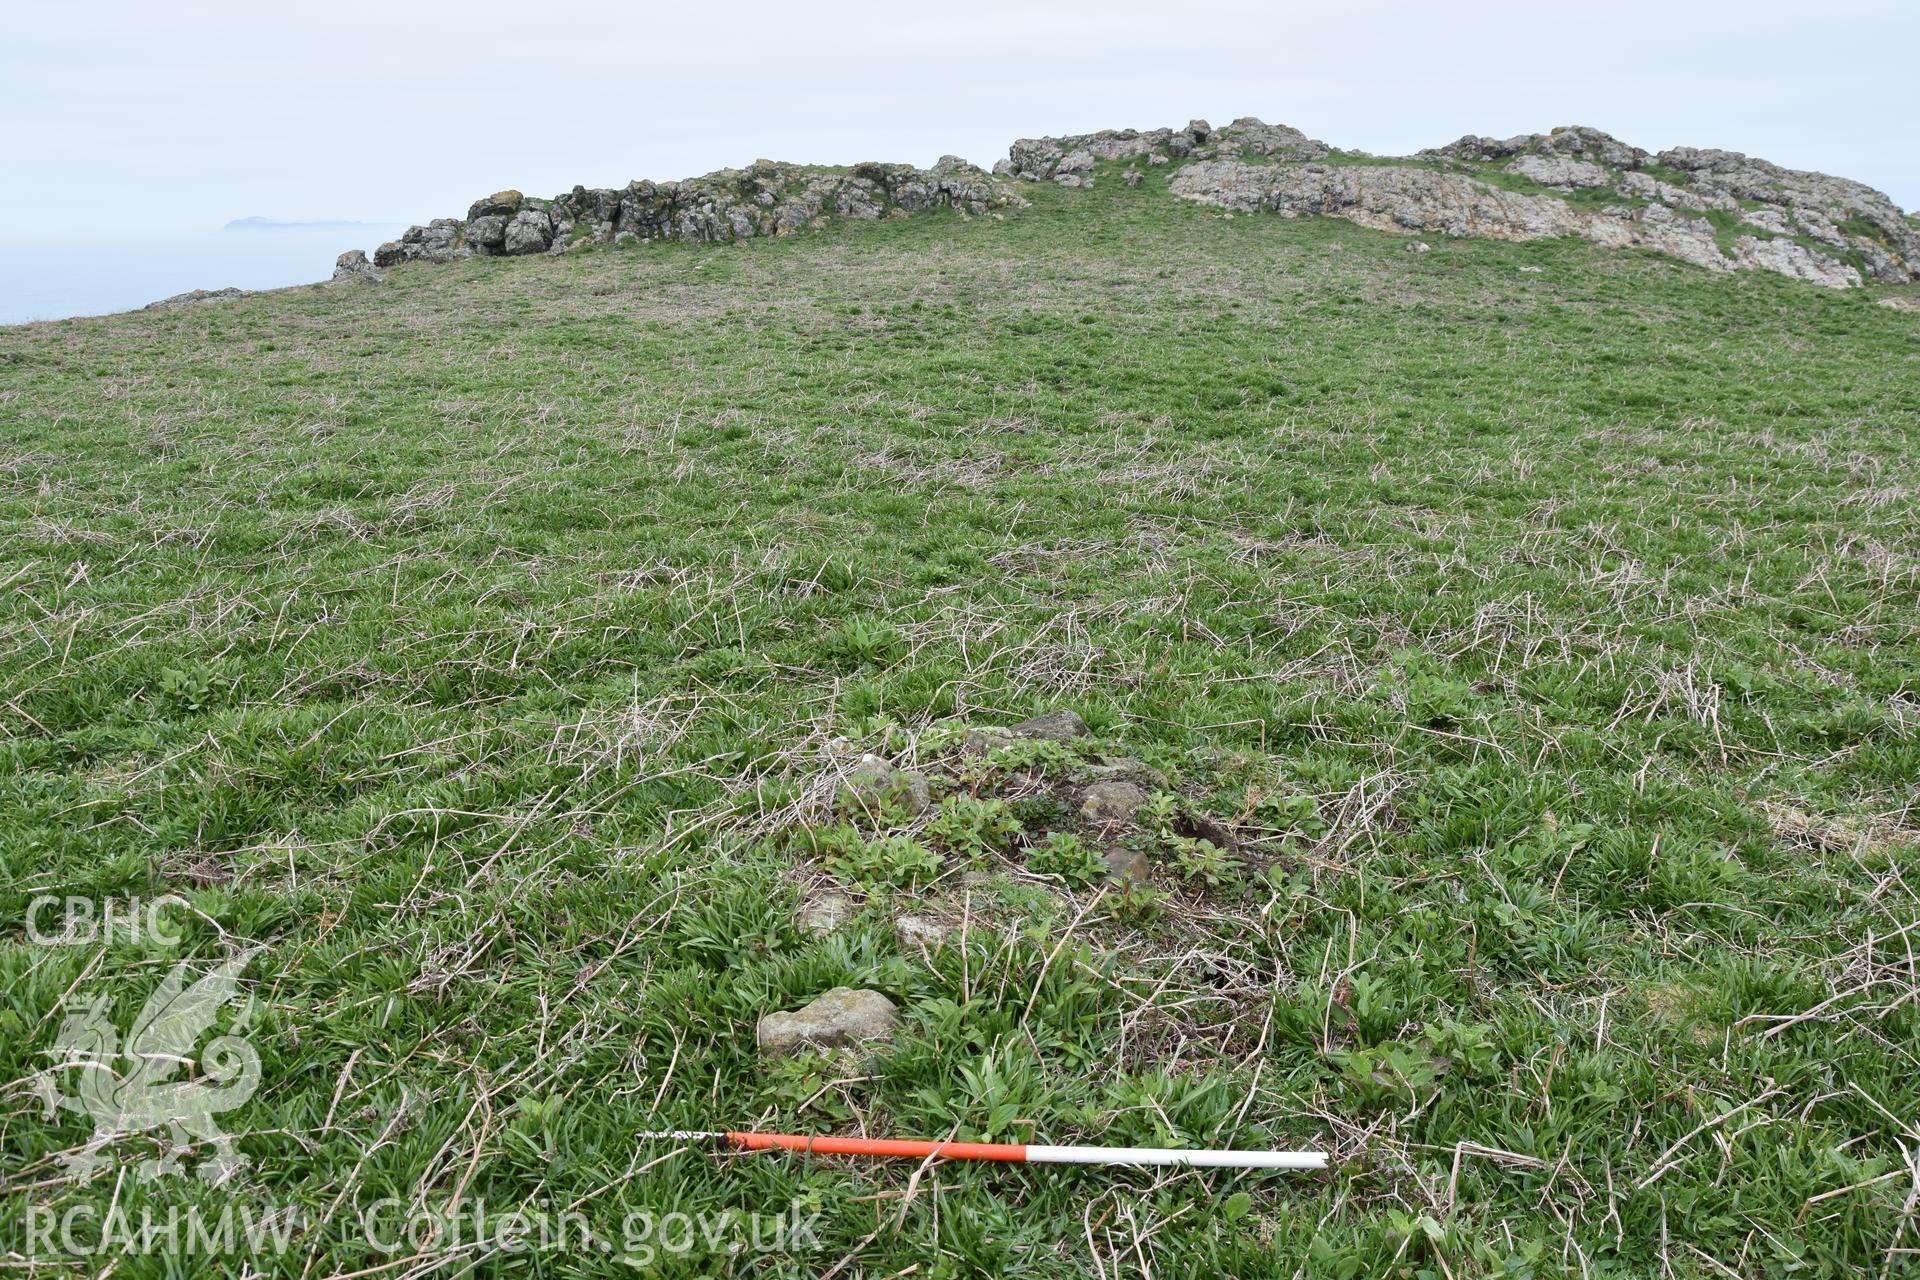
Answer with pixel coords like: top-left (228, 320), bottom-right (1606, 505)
top-left (467, 190), bottom-right (523, 221)
top-left (464, 215), bottom-right (509, 253)
top-left (840, 754), bottom-right (931, 816)
top-left (144, 287), bottom-right (248, 311)
top-left (797, 891), bottom-right (853, 935)
top-left (331, 249), bottom-right (382, 282)
top-left (1009, 709), bottom-right (1090, 742)
top-left (1653, 145), bottom-right (1920, 283)
top-left (1086, 757), bottom-right (1169, 789)
top-left (1080, 780), bottom-right (1148, 825)
top-left (997, 113), bottom-right (1904, 289)
top-left (349, 159), bottom-right (1025, 273)
top-left (895, 914), bottom-right (949, 948)
top-left (1170, 159), bottom-right (1862, 288)
top-left (1217, 117), bottom-right (1326, 162)
top-left (1423, 125), bottom-right (1648, 170)
top-left (502, 208), bottom-right (553, 255)
top-left (756, 987), bottom-right (898, 1057)
top-left (1054, 150), bottom-right (1095, 185)
top-left (1003, 117), bottom-right (1325, 182)
top-left (1104, 844), bottom-right (1152, 885)
top-left (1506, 153), bottom-right (1610, 190)
top-left (374, 218), bottom-right (463, 267)
top-left (1173, 160), bottom-right (1586, 238)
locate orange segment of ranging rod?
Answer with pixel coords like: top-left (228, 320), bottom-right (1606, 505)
top-left (728, 1131), bottom-right (1029, 1161)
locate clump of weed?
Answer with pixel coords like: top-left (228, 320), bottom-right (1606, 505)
top-left (807, 824), bottom-right (941, 890)
top-left (1166, 835), bottom-right (1240, 889)
top-left (1026, 831), bottom-right (1106, 887)
top-left (925, 794), bottom-right (1022, 860)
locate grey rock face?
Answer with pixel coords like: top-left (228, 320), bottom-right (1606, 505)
top-left (331, 249), bottom-right (382, 282)
top-left (1009, 709), bottom-right (1090, 742)
top-left (1080, 780), bottom-right (1148, 825)
top-left (1506, 153), bottom-right (1610, 190)
top-left (465, 215), bottom-right (509, 253)
top-left (503, 208), bottom-right (553, 255)
top-left (467, 190), bottom-right (524, 221)
top-left (797, 891), bottom-right (853, 935)
top-left (1003, 117), bottom-right (1326, 182)
top-left (1104, 844), bottom-right (1152, 885)
top-left (756, 987), bottom-right (898, 1057)
top-left (895, 914), bottom-right (949, 947)
top-left (1218, 117), bottom-right (1326, 162)
top-left (374, 218), bottom-right (463, 267)
top-left (841, 754), bottom-right (932, 816)
top-left (1423, 125), bottom-right (1647, 170)
top-left (960, 728), bottom-right (1016, 757)
top-left (1170, 159), bottom-right (1864, 288)
top-left (343, 159), bottom-right (1024, 276)
top-left (143, 287), bottom-right (248, 311)
top-left (1086, 757), bottom-right (1169, 789)
top-left (1055, 150), bottom-right (1095, 185)
top-left (1653, 145), bottom-right (1920, 283)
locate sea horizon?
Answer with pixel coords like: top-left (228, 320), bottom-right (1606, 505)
top-left (1, 223), bottom-right (410, 326)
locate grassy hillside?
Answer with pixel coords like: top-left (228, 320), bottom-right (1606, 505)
top-left (3, 164), bottom-right (1918, 1277)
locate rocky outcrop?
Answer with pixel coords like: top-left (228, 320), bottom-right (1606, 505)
top-left (1505, 153), bottom-right (1611, 190)
top-left (331, 249), bottom-right (382, 283)
top-left (998, 117), bottom-right (1327, 185)
top-left (1171, 158), bottom-right (1863, 287)
top-left (1001, 117), bottom-right (1913, 288)
top-left (347, 119), bottom-right (1913, 293)
top-left (1420, 128), bottom-right (1920, 282)
top-left (144, 287), bottom-right (249, 311)
top-left (1653, 146), bottom-right (1920, 284)
top-left (1421, 124), bottom-right (1650, 170)
top-left (366, 158), bottom-right (1024, 269)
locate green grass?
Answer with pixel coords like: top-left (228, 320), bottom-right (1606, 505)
top-left (3, 174), bottom-right (1919, 1277)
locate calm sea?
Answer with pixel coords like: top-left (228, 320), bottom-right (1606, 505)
top-left (0, 225), bottom-right (410, 326)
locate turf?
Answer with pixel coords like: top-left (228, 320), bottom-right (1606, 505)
top-left (2, 163), bottom-right (1918, 1277)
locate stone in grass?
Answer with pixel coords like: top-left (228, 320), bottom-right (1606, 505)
top-left (1080, 780), bottom-right (1149, 826)
top-left (1085, 757), bottom-right (1168, 789)
top-left (756, 988), bottom-right (898, 1058)
top-left (797, 890), bottom-right (853, 935)
top-left (960, 728), bottom-right (1015, 756)
top-left (841, 754), bottom-right (931, 816)
top-left (1103, 844), bottom-right (1152, 886)
top-left (961, 708), bottom-right (1090, 756)
top-left (895, 914), bottom-right (950, 948)
top-left (1009, 709), bottom-right (1090, 742)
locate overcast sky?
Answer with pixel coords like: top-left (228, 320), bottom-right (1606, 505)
top-left (6, 0), bottom-right (1917, 234)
